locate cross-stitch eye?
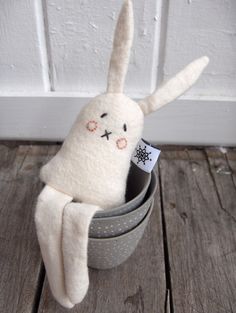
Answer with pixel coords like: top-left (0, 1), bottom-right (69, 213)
top-left (100, 113), bottom-right (108, 118)
top-left (123, 123), bottom-right (127, 132)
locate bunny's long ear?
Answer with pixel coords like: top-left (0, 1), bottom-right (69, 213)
top-left (107, 0), bottom-right (134, 93)
top-left (139, 56), bottom-right (209, 115)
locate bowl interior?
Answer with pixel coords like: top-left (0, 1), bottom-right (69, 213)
top-left (125, 163), bottom-right (150, 202)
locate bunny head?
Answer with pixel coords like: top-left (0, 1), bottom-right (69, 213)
top-left (40, 0), bottom-right (209, 208)
top-left (71, 0), bottom-right (144, 155)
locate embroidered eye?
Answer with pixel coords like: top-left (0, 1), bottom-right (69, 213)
top-left (123, 123), bottom-right (127, 132)
top-left (100, 113), bottom-right (108, 118)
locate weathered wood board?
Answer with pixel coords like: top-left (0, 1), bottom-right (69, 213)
top-left (1, 143), bottom-right (236, 313)
top-left (159, 150), bottom-right (236, 313)
top-left (0, 144), bottom-right (54, 313)
top-left (226, 148), bottom-right (236, 190)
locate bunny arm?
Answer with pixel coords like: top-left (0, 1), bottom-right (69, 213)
top-left (62, 202), bottom-right (100, 304)
top-left (139, 56), bottom-right (209, 115)
top-left (35, 185), bottom-right (73, 308)
top-left (35, 185), bottom-right (100, 307)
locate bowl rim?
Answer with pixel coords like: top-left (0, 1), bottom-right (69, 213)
top-left (89, 199), bottom-right (154, 242)
top-left (95, 169), bottom-right (152, 216)
top-left (93, 171), bottom-right (157, 221)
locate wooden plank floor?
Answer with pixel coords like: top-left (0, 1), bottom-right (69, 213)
top-left (0, 142), bottom-right (235, 313)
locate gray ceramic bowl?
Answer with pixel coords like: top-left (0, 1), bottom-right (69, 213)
top-left (89, 171), bottom-right (157, 238)
top-left (88, 200), bottom-right (154, 270)
top-left (94, 163), bottom-right (151, 218)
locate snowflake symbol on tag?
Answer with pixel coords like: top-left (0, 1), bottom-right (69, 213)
top-left (134, 145), bottom-right (152, 165)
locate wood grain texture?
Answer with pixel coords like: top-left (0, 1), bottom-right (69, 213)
top-left (226, 148), bottom-right (236, 187)
top-left (206, 148), bottom-right (236, 221)
top-left (159, 150), bottom-right (236, 313)
top-left (0, 144), bottom-right (54, 313)
top-left (163, 0), bottom-right (236, 97)
top-left (0, 0), bottom-right (47, 92)
top-left (44, 0), bottom-right (162, 94)
top-left (1, 144), bottom-right (236, 312)
top-left (38, 168), bottom-right (166, 313)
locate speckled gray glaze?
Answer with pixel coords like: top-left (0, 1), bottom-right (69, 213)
top-left (88, 201), bottom-right (154, 270)
top-left (89, 171), bottom-right (157, 238)
top-left (94, 163), bottom-right (151, 218)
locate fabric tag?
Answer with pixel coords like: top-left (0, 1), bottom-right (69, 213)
top-left (131, 139), bottom-right (161, 173)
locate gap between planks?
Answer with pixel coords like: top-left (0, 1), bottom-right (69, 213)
top-left (158, 165), bottom-right (174, 313)
top-left (1, 143), bottom-right (235, 313)
top-left (159, 148), bottom-right (236, 313)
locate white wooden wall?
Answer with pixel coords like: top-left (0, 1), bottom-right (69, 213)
top-left (0, 0), bottom-right (235, 145)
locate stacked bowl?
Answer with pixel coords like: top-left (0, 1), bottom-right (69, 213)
top-left (88, 163), bottom-right (157, 270)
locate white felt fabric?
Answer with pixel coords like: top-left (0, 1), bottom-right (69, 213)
top-left (62, 202), bottom-right (100, 304)
top-left (35, 186), bottom-right (73, 308)
top-left (40, 93), bottom-right (144, 209)
top-left (107, 0), bottom-right (134, 93)
top-left (35, 186), bottom-right (100, 307)
top-left (139, 56), bottom-right (209, 115)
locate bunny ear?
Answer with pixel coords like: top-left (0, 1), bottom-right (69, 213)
top-left (107, 0), bottom-right (134, 93)
top-left (139, 56), bottom-right (209, 115)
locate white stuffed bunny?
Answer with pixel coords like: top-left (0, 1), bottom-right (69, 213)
top-left (35, 0), bottom-right (209, 308)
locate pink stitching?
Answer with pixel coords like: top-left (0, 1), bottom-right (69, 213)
top-left (86, 120), bottom-right (98, 132)
top-left (116, 138), bottom-right (127, 150)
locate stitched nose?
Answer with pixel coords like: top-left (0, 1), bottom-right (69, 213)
top-left (101, 130), bottom-right (112, 140)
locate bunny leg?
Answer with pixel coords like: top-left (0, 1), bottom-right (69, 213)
top-left (62, 202), bottom-right (100, 304)
top-left (35, 185), bottom-right (74, 308)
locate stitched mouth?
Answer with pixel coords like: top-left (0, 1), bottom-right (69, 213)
top-left (101, 130), bottom-right (112, 140)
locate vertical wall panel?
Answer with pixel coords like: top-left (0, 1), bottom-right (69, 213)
top-left (163, 0), bottom-right (236, 98)
top-left (45, 0), bottom-right (162, 95)
top-left (0, 0), bottom-right (48, 92)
